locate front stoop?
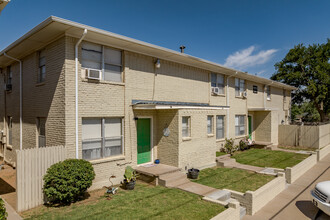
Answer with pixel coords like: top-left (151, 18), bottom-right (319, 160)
top-left (158, 172), bottom-right (190, 187)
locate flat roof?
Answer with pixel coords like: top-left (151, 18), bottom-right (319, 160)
top-left (0, 16), bottom-right (297, 90)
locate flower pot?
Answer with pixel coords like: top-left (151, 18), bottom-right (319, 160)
top-left (124, 180), bottom-right (136, 190)
top-left (188, 168), bottom-right (200, 179)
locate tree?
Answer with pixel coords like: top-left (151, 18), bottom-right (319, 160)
top-left (271, 39), bottom-right (330, 122)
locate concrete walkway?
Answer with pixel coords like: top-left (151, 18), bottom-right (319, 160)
top-left (1, 197), bottom-right (22, 220)
top-left (243, 153), bottom-right (330, 220)
top-left (216, 155), bottom-right (264, 172)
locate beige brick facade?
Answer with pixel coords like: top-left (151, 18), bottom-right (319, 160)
top-left (0, 18), bottom-right (293, 188)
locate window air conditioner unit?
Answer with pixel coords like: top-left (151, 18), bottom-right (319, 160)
top-left (211, 87), bottom-right (220, 95)
top-left (5, 84), bottom-right (12, 91)
top-left (86, 68), bottom-right (102, 80)
top-left (242, 91), bottom-right (248, 98)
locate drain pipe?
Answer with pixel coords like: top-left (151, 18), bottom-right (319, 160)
top-left (75, 29), bottom-right (87, 159)
top-left (226, 71), bottom-right (238, 138)
top-left (4, 52), bottom-right (22, 151)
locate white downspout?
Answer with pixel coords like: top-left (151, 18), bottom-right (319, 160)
top-left (226, 72), bottom-right (238, 138)
top-left (4, 52), bottom-right (23, 151)
top-left (75, 29), bottom-right (87, 159)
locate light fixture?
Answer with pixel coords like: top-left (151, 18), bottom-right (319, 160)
top-left (155, 59), bottom-right (161, 69)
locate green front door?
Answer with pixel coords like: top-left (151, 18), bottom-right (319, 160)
top-left (248, 116), bottom-right (252, 140)
top-left (137, 118), bottom-right (151, 164)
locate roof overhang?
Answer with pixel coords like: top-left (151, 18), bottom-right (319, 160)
top-left (0, 16), bottom-right (297, 91)
top-left (0, 0), bottom-right (10, 13)
top-left (132, 100), bottom-right (229, 110)
top-left (248, 107), bottom-right (278, 111)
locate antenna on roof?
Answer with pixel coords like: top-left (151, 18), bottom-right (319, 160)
top-left (180, 45), bottom-right (186, 53)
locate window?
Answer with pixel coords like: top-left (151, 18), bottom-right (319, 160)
top-left (81, 41), bottom-right (122, 82)
top-left (235, 78), bottom-right (245, 96)
top-left (182, 117), bottom-right (190, 138)
top-left (253, 85), bottom-right (258, 94)
top-left (7, 116), bottom-right (12, 146)
top-left (38, 49), bottom-right (46, 83)
top-left (216, 116), bottom-right (224, 139)
top-left (266, 86), bottom-right (271, 100)
top-left (211, 73), bottom-right (224, 94)
top-left (235, 115), bottom-right (246, 136)
top-left (6, 66), bottom-right (12, 85)
top-left (207, 116), bottom-right (213, 134)
top-left (37, 117), bottom-right (46, 147)
top-left (283, 89), bottom-right (286, 102)
top-left (82, 118), bottom-right (123, 160)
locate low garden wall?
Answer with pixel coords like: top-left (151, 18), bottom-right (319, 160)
top-left (203, 199), bottom-right (240, 220)
top-left (316, 144), bottom-right (330, 161)
top-left (225, 172), bottom-right (286, 215)
top-left (285, 154), bottom-right (317, 184)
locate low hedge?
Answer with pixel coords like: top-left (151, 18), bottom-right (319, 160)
top-left (43, 159), bottom-right (95, 204)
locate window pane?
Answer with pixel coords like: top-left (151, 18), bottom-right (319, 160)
top-left (82, 42), bottom-right (102, 52)
top-left (217, 75), bottom-right (224, 84)
top-left (104, 47), bottom-right (122, 66)
top-left (207, 116), bottom-right (213, 134)
top-left (82, 50), bottom-right (102, 63)
top-left (104, 118), bottom-right (121, 137)
top-left (104, 65), bottom-right (122, 82)
top-left (82, 139), bottom-right (102, 160)
top-left (216, 116), bottom-right (224, 139)
top-left (82, 119), bottom-right (102, 140)
top-left (235, 78), bottom-right (239, 87)
top-left (104, 137), bottom-right (122, 157)
top-left (182, 117), bottom-right (190, 137)
top-left (211, 73), bottom-right (217, 84)
top-left (39, 56), bottom-right (45, 66)
top-left (81, 60), bottom-right (102, 70)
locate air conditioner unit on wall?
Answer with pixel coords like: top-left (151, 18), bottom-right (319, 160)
top-left (242, 91), bottom-right (248, 98)
top-left (211, 87), bottom-right (220, 95)
top-left (86, 68), bottom-right (102, 80)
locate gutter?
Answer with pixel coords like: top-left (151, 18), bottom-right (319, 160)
top-left (4, 52), bottom-right (22, 151)
top-left (74, 29), bottom-right (87, 159)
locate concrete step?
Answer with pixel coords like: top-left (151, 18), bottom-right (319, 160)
top-left (204, 189), bottom-right (231, 202)
top-left (240, 206), bottom-right (247, 219)
top-left (216, 158), bottom-right (237, 167)
top-left (158, 171), bottom-right (189, 187)
top-left (176, 182), bottom-right (217, 196)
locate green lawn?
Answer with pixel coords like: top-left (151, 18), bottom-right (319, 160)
top-left (23, 184), bottom-right (225, 220)
top-left (193, 167), bottom-right (274, 192)
top-left (232, 149), bottom-right (309, 169)
top-left (216, 151), bottom-right (227, 157)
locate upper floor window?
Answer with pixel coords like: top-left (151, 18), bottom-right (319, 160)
top-left (253, 85), bottom-right (258, 94)
top-left (38, 49), bottom-right (46, 83)
top-left (81, 41), bottom-right (122, 82)
top-left (82, 118), bottom-right (123, 160)
top-left (266, 86), bottom-right (271, 100)
top-left (6, 66), bottom-right (12, 84)
top-left (235, 115), bottom-right (245, 136)
top-left (216, 115), bottom-right (225, 139)
top-left (207, 116), bottom-right (213, 134)
top-left (182, 116), bottom-right (190, 138)
top-left (235, 78), bottom-right (245, 96)
top-left (211, 73), bottom-right (224, 95)
top-left (37, 117), bottom-right (46, 147)
top-left (283, 89), bottom-right (286, 102)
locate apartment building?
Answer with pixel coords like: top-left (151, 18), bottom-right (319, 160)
top-left (0, 17), bottom-right (295, 188)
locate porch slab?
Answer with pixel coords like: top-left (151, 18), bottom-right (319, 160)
top-left (135, 164), bottom-right (181, 177)
top-left (176, 182), bottom-right (218, 196)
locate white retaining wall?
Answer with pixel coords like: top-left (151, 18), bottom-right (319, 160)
top-left (285, 154), bottom-right (317, 184)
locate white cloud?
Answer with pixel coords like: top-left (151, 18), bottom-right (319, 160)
top-left (224, 46), bottom-right (277, 70)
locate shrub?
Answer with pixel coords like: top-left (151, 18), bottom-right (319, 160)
top-left (224, 138), bottom-right (237, 155)
top-left (239, 139), bottom-right (249, 151)
top-left (0, 197), bottom-right (8, 220)
top-left (43, 159), bottom-right (95, 204)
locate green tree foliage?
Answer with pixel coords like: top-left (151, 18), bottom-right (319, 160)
top-left (291, 103), bottom-right (320, 122)
top-left (271, 39), bottom-right (330, 122)
top-left (0, 197), bottom-right (8, 220)
top-left (43, 159), bottom-right (95, 204)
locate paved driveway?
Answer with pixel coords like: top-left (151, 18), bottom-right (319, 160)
top-left (243, 153), bottom-right (330, 220)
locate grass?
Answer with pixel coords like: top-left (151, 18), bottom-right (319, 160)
top-left (193, 167), bottom-right (274, 192)
top-left (278, 146), bottom-right (316, 151)
top-left (216, 151), bottom-right (227, 157)
top-left (232, 149), bottom-right (309, 169)
top-left (22, 183), bottom-right (225, 220)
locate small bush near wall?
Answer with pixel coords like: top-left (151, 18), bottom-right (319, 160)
top-left (223, 138), bottom-right (237, 155)
top-left (0, 197), bottom-right (8, 220)
top-left (43, 159), bottom-right (95, 204)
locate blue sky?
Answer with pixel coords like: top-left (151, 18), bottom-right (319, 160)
top-left (0, 0), bottom-right (329, 78)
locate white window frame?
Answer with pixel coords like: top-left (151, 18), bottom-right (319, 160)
top-left (266, 86), bottom-right (271, 100)
top-left (182, 116), bottom-right (191, 138)
top-left (235, 78), bottom-right (245, 97)
top-left (211, 73), bottom-right (225, 95)
top-left (82, 117), bottom-right (124, 161)
top-left (81, 41), bottom-right (123, 82)
top-left (216, 115), bottom-right (225, 140)
top-left (235, 115), bottom-right (246, 136)
top-left (207, 116), bottom-right (213, 135)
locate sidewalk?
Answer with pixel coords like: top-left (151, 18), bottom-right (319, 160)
top-left (1, 196), bottom-right (22, 220)
top-left (243, 153), bottom-right (330, 220)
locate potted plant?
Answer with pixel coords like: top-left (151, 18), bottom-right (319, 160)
top-left (187, 168), bottom-right (200, 179)
top-left (122, 166), bottom-right (138, 190)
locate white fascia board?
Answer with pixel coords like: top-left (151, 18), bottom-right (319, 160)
top-left (133, 105), bottom-right (229, 110)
